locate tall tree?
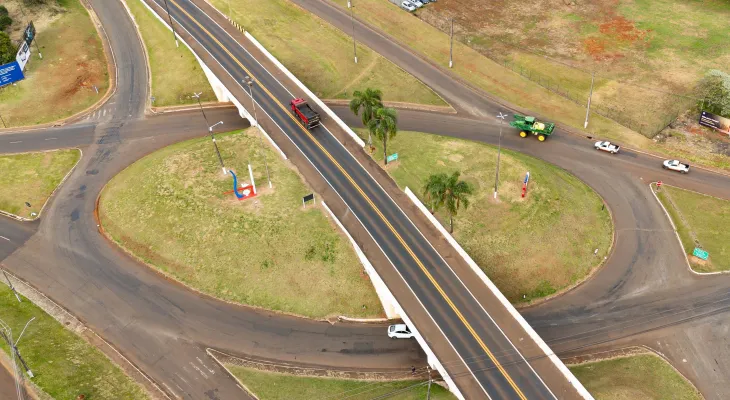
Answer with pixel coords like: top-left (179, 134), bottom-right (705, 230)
top-left (349, 88), bottom-right (383, 148)
top-left (367, 107), bottom-right (398, 165)
top-left (423, 173), bottom-right (446, 214)
top-left (424, 171), bottom-right (473, 233)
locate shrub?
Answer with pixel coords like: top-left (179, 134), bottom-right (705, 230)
top-left (0, 32), bottom-right (16, 65)
top-left (698, 70), bottom-right (730, 118)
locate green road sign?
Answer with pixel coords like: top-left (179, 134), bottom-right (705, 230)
top-left (386, 153), bottom-right (398, 163)
top-left (693, 247), bottom-right (709, 260)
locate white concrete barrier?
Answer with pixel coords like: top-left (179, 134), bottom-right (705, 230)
top-left (404, 187), bottom-right (594, 400)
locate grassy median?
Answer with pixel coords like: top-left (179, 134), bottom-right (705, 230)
top-left (362, 130), bottom-right (612, 303)
top-left (210, 0), bottom-right (445, 106)
top-left (0, 150), bottom-right (80, 219)
top-left (570, 354), bottom-right (701, 400)
top-left (227, 365), bottom-right (456, 400)
top-left (0, 0), bottom-right (109, 127)
top-left (656, 185), bottom-right (730, 273)
top-left (0, 285), bottom-right (149, 399)
top-left (125, 0), bottom-right (216, 106)
top-left (99, 129), bottom-right (382, 318)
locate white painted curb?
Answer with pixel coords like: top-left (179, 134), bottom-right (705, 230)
top-left (243, 31), bottom-right (366, 148)
top-left (403, 187), bottom-right (594, 400)
top-left (320, 201), bottom-right (464, 399)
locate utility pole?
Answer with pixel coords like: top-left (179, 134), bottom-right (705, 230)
top-left (348, 1), bottom-right (357, 64)
top-left (163, 0), bottom-right (180, 48)
top-left (243, 76), bottom-right (271, 188)
top-left (584, 71), bottom-right (595, 129)
top-left (0, 112), bottom-right (7, 129)
top-left (193, 92), bottom-right (226, 175)
top-left (494, 112), bottom-right (507, 199)
top-left (449, 18), bottom-right (454, 68)
top-left (426, 366), bottom-right (433, 400)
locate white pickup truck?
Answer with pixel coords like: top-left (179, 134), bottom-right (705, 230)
top-left (663, 159), bottom-right (690, 174)
top-left (594, 141), bottom-right (620, 154)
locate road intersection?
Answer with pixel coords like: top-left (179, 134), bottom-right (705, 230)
top-left (1, 0), bottom-right (730, 399)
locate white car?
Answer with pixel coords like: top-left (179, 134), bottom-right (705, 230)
top-left (401, 1), bottom-right (416, 11)
top-left (594, 141), bottom-right (620, 154)
top-left (410, 0), bottom-right (425, 7)
top-left (663, 159), bottom-right (690, 174)
top-left (388, 324), bottom-right (414, 339)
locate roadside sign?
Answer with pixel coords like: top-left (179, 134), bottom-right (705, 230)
top-left (386, 153), bottom-right (398, 163)
top-left (657, 181), bottom-right (663, 187)
top-left (0, 61), bottom-right (25, 87)
top-left (303, 193), bottom-right (315, 208)
top-left (23, 22), bottom-right (36, 46)
top-left (15, 41), bottom-right (31, 71)
top-left (693, 248), bottom-right (709, 260)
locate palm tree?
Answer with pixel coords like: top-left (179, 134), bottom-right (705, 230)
top-left (423, 173), bottom-right (447, 214)
top-left (367, 107), bottom-right (398, 165)
top-left (424, 171), bottom-right (473, 233)
top-left (349, 88), bottom-right (383, 149)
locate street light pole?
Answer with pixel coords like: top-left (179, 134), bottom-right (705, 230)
top-left (449, 18), bottom-right (454, 68)
top-left (494, 112), bottom-right (507, 200)
top-left (243, 76), bottom-right (271, 188)
top-left (426, 366), bottom-right (432, 400)
top-left (348, 0), bottom-right (357, 64)
top-left (162, 0), bottom-right (180, 48)
top-left (209, 121), bottom-right (226, 175)
top-left (584, 71), bottom-right (595, 129)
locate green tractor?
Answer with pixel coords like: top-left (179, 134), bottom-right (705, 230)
top-left (509, 114), bottom-right (555, 142)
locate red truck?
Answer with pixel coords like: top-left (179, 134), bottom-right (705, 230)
top-left (290, 98), bottom-right (321, 129)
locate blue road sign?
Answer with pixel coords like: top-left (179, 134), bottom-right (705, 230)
top-left (0, 61), bottom-right (24, 87)
top-left (693, 247), bottom-right (709, 261)
top-left (386, 153), bottom-right (398, 163)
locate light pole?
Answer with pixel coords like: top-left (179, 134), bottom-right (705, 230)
top-left (494, 112), bottom-right (507, 200)
top-left (426, 366), bottom-right (432, 400)
top-left (209, 121), bottom-right (226, 175)
top-left (243, 76), bottom-right (272, 188)
top-left (0, 112), bottom-right (7, 129)
top-left (584, 71), bottom-right (595, 129)
top-left (162, 0), bottom-right (180, 48)
top-left (348, 0), bottom-right (357, 64)
top-left (449, 18), bottom-right (454, 68)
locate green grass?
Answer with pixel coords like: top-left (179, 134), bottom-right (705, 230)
top-left (0, 0), bottom-right (109, 127)
top-left (125, 0), bottom-right (216, 106)
top-left (227, 365), bottom-right (456, 400)
top-left (570, 354), bottom-right (702, 400)
top-left (360, 129), bottom-right (612, 303)
top-left (99, 129), bottom-right (382, 318)
top-left (210, 0), bottom-right (445, 106)
top-left (0, 150), bottom-right (80, 218)
top-left (656, 185), bottom-right (730, 273)
top-left (0, 285), bottom-right (149, 399)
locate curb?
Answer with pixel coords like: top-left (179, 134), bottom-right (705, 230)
top-left (649, 182), bottom-right (729, 276)
top-left (323, 99), bottom-right (455, 115)
top-left (0, 148), bottom-right (83, 222)
top-left (337, 316), bottom-right (390, 323)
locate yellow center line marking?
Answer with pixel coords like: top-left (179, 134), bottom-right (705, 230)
top-left (169, 1), bottom-right (528, 397)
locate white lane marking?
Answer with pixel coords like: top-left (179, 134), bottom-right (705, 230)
top-left (9, 141), bottom-right (22, 144)
top-left (44, 137), bottom-right (57, 141)
top-left (189, 361), bottom-right (208, 379)
top-left (102, 109), bottom-right (107, 117)
top-left (196, 357), bottom-right (215, 374)
top-left (0, 236), bottom-right (10, 241)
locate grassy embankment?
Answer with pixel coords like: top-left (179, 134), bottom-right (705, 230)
top-left (0, 150), bottom-right (80, 218)
top-left (0, 285), bottom-right (149, 399)
top-left (99, 130), bottom-right (383, 318)
top-left (656, 185), bottom-right (730, 273)
top-left (210, 0), bottom-right (445, 106)
top-left (330, 0), bottom-right (730, 170)
top-left (360, 129), bottom-right (612, 303)
top-left (0, 0), bottom-right (109, 127)
top-left (570, 354), bottom-right (702, 400)
top-left (227, 365), bottom-right (456, 400)
top-left (125, 0), bottom-right (216, 106)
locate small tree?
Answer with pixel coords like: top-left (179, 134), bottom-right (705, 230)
top-left (423, 171), bottom-right (473, 233)
top-left (698, 70), bottom-right (730, 118)
top-left (349, 88), bottom-right (383, 148)
top-left (367, 107), bottom-right (398, 165)
top-left (0, 32), bottom-right (16, 65)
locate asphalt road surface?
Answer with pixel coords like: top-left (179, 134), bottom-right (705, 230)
top-left (1, 0), bottom-right (730, 399)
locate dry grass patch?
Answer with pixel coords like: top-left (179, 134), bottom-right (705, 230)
top-left (0, 0), bottom-right (108, 127)
top-left (0, 149), bottom-right (80, 218)
top-left (99, 130), bottom-right (382, 318)
top-left (360, 129), bottom-right (612, 303)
